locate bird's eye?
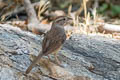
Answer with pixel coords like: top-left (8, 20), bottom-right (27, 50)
top-left (63, 18), bottom-right (66, 21)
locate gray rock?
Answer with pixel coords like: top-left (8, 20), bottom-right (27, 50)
top-left (0, 24), bottom-right (120, 80)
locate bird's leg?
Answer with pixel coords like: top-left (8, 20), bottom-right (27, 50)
top-left (48, 55), bottom-right (51, 61)
top-left (54, 52), bottom-right (61, 65)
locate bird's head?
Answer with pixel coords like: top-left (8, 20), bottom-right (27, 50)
top-left (53, 16), bottom-right (73, 26)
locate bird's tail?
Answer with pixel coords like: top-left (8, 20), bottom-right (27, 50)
top-left (25, 51), bottom-right (44, 74)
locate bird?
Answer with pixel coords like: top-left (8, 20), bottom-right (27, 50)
top-left (25, 16), bottom-right (73, 74)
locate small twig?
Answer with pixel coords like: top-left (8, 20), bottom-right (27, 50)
top-left (83, 0), bottom-right (87, 24)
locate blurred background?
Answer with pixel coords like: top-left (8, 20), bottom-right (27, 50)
top-left (0, 0), bottom-right (120, 38)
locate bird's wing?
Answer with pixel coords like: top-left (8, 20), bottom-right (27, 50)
top-left (42, 30), bottom-right (66, 55)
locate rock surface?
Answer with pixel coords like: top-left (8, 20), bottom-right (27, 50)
top-left (0, 24), bottom-right (120, 80)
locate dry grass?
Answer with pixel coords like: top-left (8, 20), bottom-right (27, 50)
top-left (37, 0), bottom-right (50, 21)
top-left (69, 0), bottom-right (120, 39)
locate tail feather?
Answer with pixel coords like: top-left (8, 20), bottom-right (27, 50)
top-left (25, 51), bottom-right (44, 74)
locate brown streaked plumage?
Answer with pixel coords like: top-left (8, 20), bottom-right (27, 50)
top-left (25, 16), bottom-right (72, 74)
